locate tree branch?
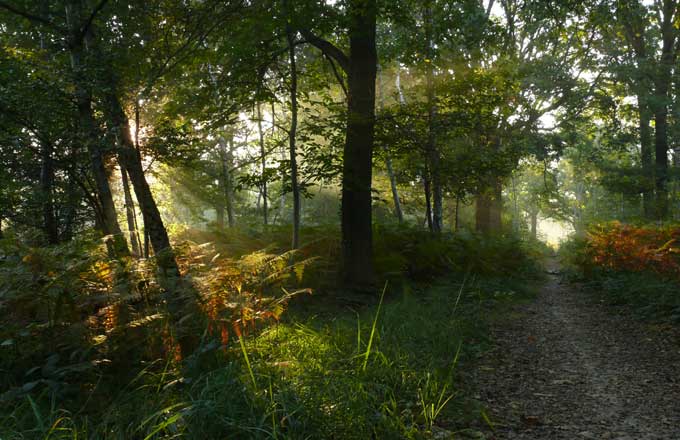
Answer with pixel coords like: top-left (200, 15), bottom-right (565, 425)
top-left (324, 54), bottom-right (348, 98)
top-left (0, 0), bottom-right (60, 29)
top-left (76, 0), bottom-right (109, 42)
top-left (299, 29), bottom-right (350, 73)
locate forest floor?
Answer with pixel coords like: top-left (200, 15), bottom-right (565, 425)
top-left (471, 258), bottom-right (680, 440)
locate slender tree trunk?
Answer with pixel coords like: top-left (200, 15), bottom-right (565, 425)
top-left (424, 0), bottom-right (443, 233)
top-left (638, 95), bottom-right (654, 218)
top-left (511, 173), bottom-right (519, 232)
top-left (454, 197), bottom-right (460, 231)
top-left (216, 136), bottom-right (236, 228)
top-left (377, 63), bottom-right (403, 222)
top-left (40, 142), bottom-right (59, 244)
top-left (226, 140), bottom-right (236, 228)
top-left (256, 102), bottom-right (268, 225)
top-left (424, 176), bottom-right (433, 231)
top-left (654, 90), bottom-right (670, 220)
top-left (104, 90), bottom-right (176, 271)
top-left (385, 154), bottom-right (403, 222)
top-left (286, 22), bottom-right (301, 249)
top-left (530, 211), bottom-right (538, 239)
top-left (65, 2), bottom-right (128, 257)
top-left (341, 0), bottom-right (377, 285)
top-left (61, 174), bottom-right (79, 241)
top-left (120, 163), bottom-right (142, 257)
top-left (144, 229), bottom-right (150, 258)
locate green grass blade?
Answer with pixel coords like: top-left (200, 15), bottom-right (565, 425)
top-left (363, 281), bottom-right (388, 372)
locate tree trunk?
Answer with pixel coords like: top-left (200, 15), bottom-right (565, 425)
top-left (635, 94), bottom-right (655, 219)
top-left (424, 0), bottom-right (443, 233)
top-left (256, 102), bottom-right (268, 225)
top-left (40, 141), bottom-right (59, 244)
top-left (476, 178), bottom-right (502, 233)
top-left (530, 211), bottom-right (538, 239)
top-left (105, 90), bottom-right (176, 270)
top-left (340, 0), bottom-right (377, 286)
top-left (377, 63), bottom-right (403, 223)
top-left (385, 154), bottom-right (403, 222)
top-left (215, 200), bottom-right (225, 229)
top-left (654, 90), bottom-right (670, 220)
top-left (65, 2), bottom-right (128, 257)
top-left (61, 174), bottom-right (79, 241)
top-left (144, 229), bottom-right (150, 258)
top-left (489, 179), bottom-right (503, 231)
top-left (298, 0), bottom-right (377, 285)
top-left (216, 136), bottom-right (236, 228)
top-left (651, 0), bottom-right (678, 220)
top-left (424, 172), bottom-right (433, 231)
top-left (286, 22), bottom-right (301, 249)
top-left (475, 192), bottom-right (491, 233)
top-left (120, 163), bottom-right (142, 257)
top-left (454, 197), bottom-right (460, 231)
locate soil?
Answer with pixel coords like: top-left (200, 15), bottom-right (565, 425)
top-left (472, 259), bottom-right (680, 439)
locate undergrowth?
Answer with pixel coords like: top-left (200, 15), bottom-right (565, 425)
top-left (560, 223), bottom-right (680, 323)
top-left (0, 225), bottom-right (542, 439)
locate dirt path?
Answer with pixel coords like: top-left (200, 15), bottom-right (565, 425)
top-left (473, 260), bottom-right (680, 439)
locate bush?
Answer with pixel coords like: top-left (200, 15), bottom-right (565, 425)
top-left (559, 223), bottom-right (680, 323)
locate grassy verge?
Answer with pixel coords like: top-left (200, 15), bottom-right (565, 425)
top-left (1, 227), bottom-right (544, 439)
top-left (559, 234), bottom-right (680, 324)
top-left (1, 275), bottom-right (539, 439)
top-left (570, 270), bottom-right (680, 324)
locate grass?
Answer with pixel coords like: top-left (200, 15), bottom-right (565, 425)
top-left (0, 226), bottom-right (545, 439)
top-left (1, 273), bottom-right (538, 439)
top-left (577, 270), bottom-right (680, 323)
top-left (559, 235), bottom-right (680, 324)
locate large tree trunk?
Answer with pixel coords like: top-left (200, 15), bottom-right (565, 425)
top-left (340, 0), bottom-right (377, 286)
top-left (215, 199), bottom-right (225, 229)
top-left (65, 2), bottom-right (128, 257)
top-left (298, 0), bottom-right (377, 285)
top-left (286, 22), bottom-right (301, 249)
top-left (40, 141), bottom-right (59, 244)
top-left (476, 177), bottom-right (502, 233)
top-left (530, 210), bottom-right (538, 239)
top-left (424, 0), bottom-right (443, 233)
top-left (651, 0), bottom-right (678, 220)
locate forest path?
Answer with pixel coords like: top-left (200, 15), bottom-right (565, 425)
top-left (473, 259), bottom-right (680, 439)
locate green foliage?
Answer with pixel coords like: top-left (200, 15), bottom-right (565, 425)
top-left (560, 233), bottom-right (680, 323)
top-left (373, 224), bottom-right (543, 281)
top-left (0, 228), bottom-right (542, 439)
